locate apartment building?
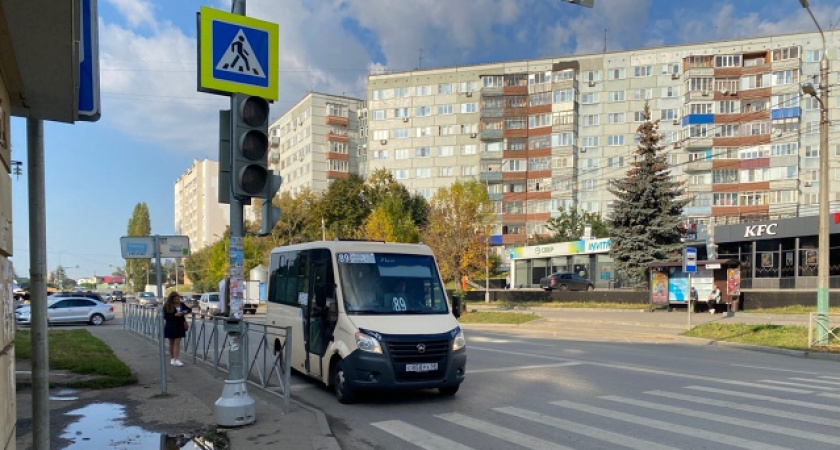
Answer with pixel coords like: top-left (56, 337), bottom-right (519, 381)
top-left (267, 92), bottom-right (366, 196)
top-left (365, 30), bottom-right (839, 247)
top-left (174, 159), bottom-right (229, 251)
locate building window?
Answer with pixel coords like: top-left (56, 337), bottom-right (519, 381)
top-left (662, 86), bottom-right (679, 98)
top-left (607, 112), bottom-right (625, 124)
top-left (373, 150), bottom-right (388, 160)
top-left (660, 108), bottom-right (679, 120)
top-left (415, 147), bottom-right (431, 158)
top-left (554, 88), bottom-right (574, 103)
top-left (690, 103), bottom-right (713, 114)
top-left (582, 114), bottom-right (599, 126)
top-left (373, 110), bottom-right (386, 121)
top-left (438, 83), bottom-right (454, 94)
top-left (438, 146), bottom-right (454, 157)
top-left (437, 104), bottom-right (454, 115)
top-left (772, 46), bottom-right (799, 61)
top-left (394, 108), bottom-right (409, 118)
top-left (805, 50), bottom-right (824, 63)
top-left (529, 157), bottom-right (550, 171)
top-left (714, 55), bottom-right (742, 68)
top-left (634, 111), bottom-right (646, 122)
top-left (417, 85), bottom-right (433, 96)
top-left (439, 167), bottom-right (454, 176)
top-left (393, 169), bottom-right (409, 180)
top-left (461, 102), bottom-right (478, 113)
top-left (394, 129), bottom-right (410, 139)
top-left (416, 106), bottom-right (431, 117)
top-left (607, 135), bottom-right (625, 146)
top-left (633, 88), bottom-right (653, 100)
top-left (608, 156), bottom-right (624, 168)
top-left (607, 68), bottom-right (626, 80)
top-left (581, 92), bottom-right (599, 104)
top-left (395, 149), bottom-right (410, 160)
top-left (416, 168), bottom-right (432, 178)
top-left (608, 90), bottom-right (625, 102)
top-left (462, 144), bottom-right (477, 155)
top-left (633, 65), bottom-right (652, 77)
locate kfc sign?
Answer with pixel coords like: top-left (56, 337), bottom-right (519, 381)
top-left (744, 223), bottom-right (778, 238)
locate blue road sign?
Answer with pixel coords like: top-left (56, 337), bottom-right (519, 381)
top-left (683, 247), bottom-right (698, 273)
top-left (78, 0), bottom-right (100, 121)
top-left (198, 7), bottom-right (278, 99)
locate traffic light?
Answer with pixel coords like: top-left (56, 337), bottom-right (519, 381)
top-left (232, 93), bottom-right (270, 199)
top-left (260, 171), bottom-right (282, 236)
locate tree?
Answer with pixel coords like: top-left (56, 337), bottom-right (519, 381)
top-left (320, 174), bottom-right (370, 239)
top-left (126, 203), bottom-right (152, 292)
top-left (543, 207), bottom-right (610, 243)
top-left (422, 180), bottom-right (494, 284)
top-left (364, 168), bottom-right (429, 229)
top-left (270, 189), bottom-right (322, 246)
top-left (608, 103), bottom-right (690, 286)
top-left (363, 195), bottom-right (420, 243)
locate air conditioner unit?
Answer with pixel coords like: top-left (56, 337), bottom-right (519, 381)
top-left (804, 181), bottom-right (812, 187)
top-left (729, 90), bottom-right (737, 96)
top-left (701, 91), bottom-right (710, 96)
top-left (580, 147), bottom-right (587, 153)
top-left (672, 119), bottom-right (680, 126)
top-left (671, 72), bottom-right (681, 80)
top-left (588, 81), bottom-right (596, 87)
top-left (674, 142), bottom-right (682, 149)
top-left (470, 132), bottom-right (477, 138)
top-left (402, 117), bottom-right (409, 122)
top-left (722, 90), bottom-right (730, 96)
top-left (465, 92), bottom-right (473, 97)
top-left (380, 139), bottom-right (387, 145)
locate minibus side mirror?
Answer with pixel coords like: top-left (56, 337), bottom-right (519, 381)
top-left (451, 295), bottom-right (461, 318)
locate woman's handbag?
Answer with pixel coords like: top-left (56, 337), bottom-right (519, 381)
top-left (184, 322), bottom-right (189, 331)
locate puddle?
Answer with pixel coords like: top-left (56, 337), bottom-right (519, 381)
top-left (50, 388), bottom-right (80, 401)
top-left (60, 403), bottom-right (228, 449)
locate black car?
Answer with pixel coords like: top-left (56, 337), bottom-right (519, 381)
top-left (111, 290), bottom-right (126, 303)
top-left (539, 272), bottom-right (595, 291)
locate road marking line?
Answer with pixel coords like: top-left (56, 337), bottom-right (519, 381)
top-left (371, 420), bottom-right (473, 450)
top-left (710, 379), bottom-right (813, 393)
top-left (467, 345), bottom-right (578, 362)
top-left (645, 390), bottom-right (839, 427)
top-left (436, 412), bottom-right (575, 450)
top-left (819, 375), bottom-right (840, 381)
top-left (817, 392), bottom-right (840, 400)
top-left (495, 406), bottom-right (680, 450)
top-left (789, 377), bottom-right (840, 386)
top-left (730, 364), bottom-right (820, 375)
top-left (602, 395), bottom-right (838, 445)
top-left (757, 379), bottom-right (840, 391)
top-left (685, 386), bottom-right (840, 412)
top-left (550, 400), bottom-right (790, 450)
top-left (469, 362), bottom-right (582, 374)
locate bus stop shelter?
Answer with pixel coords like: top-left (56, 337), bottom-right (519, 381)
top-left (648, 259), bottom-right (741, 313)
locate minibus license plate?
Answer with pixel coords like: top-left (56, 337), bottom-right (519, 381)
top-left (406, 363), bottom-right (438, 372)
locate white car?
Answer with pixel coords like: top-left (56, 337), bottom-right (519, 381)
top-left (198, 292), bottom-right (223, 316)
top-left (137, 291), bottom-right (158, 306)
top-left (15, 296), bottom-right (115, 326)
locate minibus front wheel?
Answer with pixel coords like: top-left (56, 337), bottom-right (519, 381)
top-left (332, 359), bottom-right (356, 404)
top-left (439, 385), bottom-right (460, 396)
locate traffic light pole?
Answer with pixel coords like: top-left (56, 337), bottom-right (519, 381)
top-left (214, 0), bottom-right (256, 428)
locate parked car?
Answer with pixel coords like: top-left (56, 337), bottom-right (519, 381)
top-left (539, 272), bottom-right (595, 291)
top-left (16, 296), bottom-right (115, 326)
top-left (51, 291), bottom-right (107, 303)
top-left (198, 292), bottom-right (223, 316)
top-left (137, 291), bottom-right (158, 306)
top-left (111, 290), bottom-right (126, 303)
top-left (181, 292), bottom-right (201, 308)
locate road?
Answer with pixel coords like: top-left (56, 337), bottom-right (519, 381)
top-left (106, 305), bottom-right (840, 449)
top-left (288, 327), bottom-right (840, 450)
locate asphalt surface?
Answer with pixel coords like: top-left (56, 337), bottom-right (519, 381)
top-left (14, 306), bottom-right (838, 449)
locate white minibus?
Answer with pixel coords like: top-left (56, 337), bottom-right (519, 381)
top-left (266, 240), bottom-right (466, 403)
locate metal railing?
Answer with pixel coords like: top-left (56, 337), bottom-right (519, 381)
top-left (807, 312), bottom-right (840, 349)
top-left (122, 303), bottom-right (292, 413)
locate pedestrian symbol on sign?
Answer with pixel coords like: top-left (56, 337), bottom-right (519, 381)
top-left (215, 29), bottom-right (265, 78)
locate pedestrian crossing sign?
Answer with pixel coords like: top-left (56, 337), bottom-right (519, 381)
top-left (198, 7), bottom-right (278, 100)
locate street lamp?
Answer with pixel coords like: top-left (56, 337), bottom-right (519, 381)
top-left (799, 0), bottom-right (830, 344)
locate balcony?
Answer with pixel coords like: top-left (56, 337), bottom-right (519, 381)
top-left (684, 137), bottom-right (713, 149)
top-left (684, 160), bottom-right (712, 172)
top-left (326, 131), bottom-right (349, 142)
top-left (683, 66), bottom-right (714, 78)
top-left (326, 115), bottom-right (349, 126)
top-left (480, 129), bottom-right (503, 141)
top-left (480, 107), bottom-right (504, 118)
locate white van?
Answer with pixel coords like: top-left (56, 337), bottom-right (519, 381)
top-left (266, 241), bottom-right (466, 403)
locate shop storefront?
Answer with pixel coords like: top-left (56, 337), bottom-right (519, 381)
top-left (714, 216), bottom-right (840, 290)
top-left (508, 238), bottom-right (614, 288)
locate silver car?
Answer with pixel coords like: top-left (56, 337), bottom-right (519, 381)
top-left (198, 292), bottom-right (223, 316)
top-left (137, 291), bottom-right (158, 306)
top-left (16, 296), bottom-right (115, 326)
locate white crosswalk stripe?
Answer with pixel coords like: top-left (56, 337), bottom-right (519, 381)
top-left (819, 375), bottom-right (840, 381)
top-left (494, 406), bottom-right (681, 450)
top-left (601, 395), bottom-right (839, 445)
top-left (371, 420), bottom-right (473, 450)
top-left (550, 399), bottom-right (791, 450)
top-left (758, 379), bottom-right (840, 391)
top-left (435, 412), bottom-right (576, 450)
top-left (710, 379), bottom-right (813, 393)
top-left (789, 377), bottom-right (840, 386)
top-left (644, 390), bottom-right (839, 427)
top-left (686, 385), bottom-right (840, 412)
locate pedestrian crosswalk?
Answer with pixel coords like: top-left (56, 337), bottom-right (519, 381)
top-left (370, 376), bottom-right (840, 449)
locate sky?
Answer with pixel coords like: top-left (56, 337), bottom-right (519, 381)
top-left (9, 0), bottom-right (840, 282)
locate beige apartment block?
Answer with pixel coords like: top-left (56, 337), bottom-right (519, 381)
top-left (174, 159), bottom-right (229, 251)
top-left (365, 30), bottom-right (840, 246)
top-left (267, 92), bottom-right (366, 196)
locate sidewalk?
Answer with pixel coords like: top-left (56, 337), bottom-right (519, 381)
top-left (16, 327), bottom-right (339, 450)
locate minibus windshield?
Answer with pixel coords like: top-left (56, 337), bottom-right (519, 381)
top-left (337, 252), bottom-right (449, 315)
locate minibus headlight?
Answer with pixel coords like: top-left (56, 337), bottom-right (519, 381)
top-left (355, 332), bottom-right (383, 354)
top-left (452, 329), bottom-right (466, 351)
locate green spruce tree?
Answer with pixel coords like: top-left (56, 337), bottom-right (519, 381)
top-left (608, 103), bottom-right (690, 286)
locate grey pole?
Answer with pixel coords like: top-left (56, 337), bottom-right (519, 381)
top-left (214, 0), bottom-right (256, 427)
top-left (800, 1), bottom-right (830, 344)
top-left (156, 235), bottom-right (167, 394)
top-left (27, 118), bottom-right (50, 450)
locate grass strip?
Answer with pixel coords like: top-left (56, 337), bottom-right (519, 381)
top-left (457, 310), bottom-right (540, 325)
top-left (683, 322), bottom-right (840, 353)
top-left (15, 329), bottom-right (138, 389)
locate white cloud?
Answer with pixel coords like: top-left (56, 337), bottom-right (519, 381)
top-left (106, 0), bottom-right (158, 30)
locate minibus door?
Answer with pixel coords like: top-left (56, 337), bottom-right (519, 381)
top-left (304, 252), bottom-right (335, 379)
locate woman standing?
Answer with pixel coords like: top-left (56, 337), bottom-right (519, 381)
top-left (163, 291), bottom-right (192, 367)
